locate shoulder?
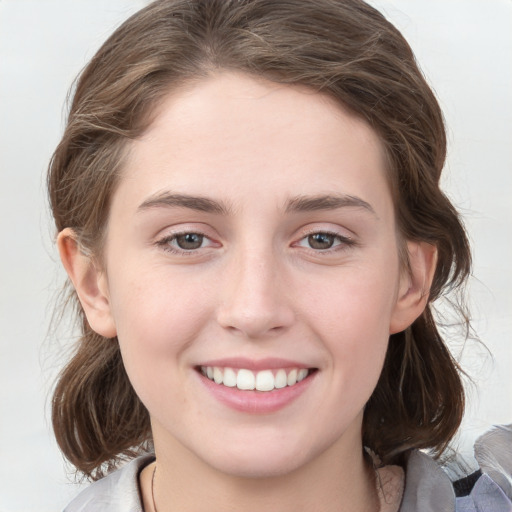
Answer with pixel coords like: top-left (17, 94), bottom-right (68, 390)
top-left (400, 425), bottom-right (512, 512)
top-left (63, 454), bottom-right (155, 512)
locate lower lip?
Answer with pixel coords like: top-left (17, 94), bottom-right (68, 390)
top-left (197, 371), bottom-right (316, 414)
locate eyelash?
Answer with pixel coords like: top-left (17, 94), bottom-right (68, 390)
top-left (294, 230), bottom-right (356, 253)
top-left (155, 231), bottom-right (215, 255)
top-left (155, 229), bottom-right (355, 255)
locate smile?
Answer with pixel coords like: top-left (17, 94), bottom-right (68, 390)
top-left (200, 366), bottom-right (310, 392)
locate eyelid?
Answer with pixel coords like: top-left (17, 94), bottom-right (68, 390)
top-left (292, 225), bottom-right (357, 252)
top-left (296, 223), bottom-right (355, 239)
top-left (297, 232), bottom-right (353, 247)
top-left (154, 226), bottom-right (221, 255)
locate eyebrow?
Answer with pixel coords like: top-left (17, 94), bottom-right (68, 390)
top-left (137, 192), bottom-right (232, 215)
top-left (285, 194), bottom-right (377, 216)
top-left (137, 191), bottom-right (376, 217)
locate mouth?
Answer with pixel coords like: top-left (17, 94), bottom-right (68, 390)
top-left (198, 366), bottom-right (316, 392)
top-left (195, 360), bottom-right (318, 413)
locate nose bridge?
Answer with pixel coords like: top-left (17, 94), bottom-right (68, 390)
top-left (217, 241), bottom-right (293, 337)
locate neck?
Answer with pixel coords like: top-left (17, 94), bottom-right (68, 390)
top-left (142, 425), bottom-right (379, 512)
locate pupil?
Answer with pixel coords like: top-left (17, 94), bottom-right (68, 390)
top-left (176, 233), bottom-right (203, 250)
top-left (308, 233), bottom-right (334, 250)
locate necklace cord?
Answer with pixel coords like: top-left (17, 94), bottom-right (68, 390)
top-left (151, 464), bottom-right (158, 512)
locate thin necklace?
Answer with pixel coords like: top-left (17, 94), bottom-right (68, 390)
top-left (151, 464), bottom-right (158, 512)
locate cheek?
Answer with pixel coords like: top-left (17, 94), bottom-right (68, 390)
top-left (110, 264), bottom-right (211, 340)
top-left (299, 264), bottom-right (398, 387)
top-left (302, 263), bottom-right (398, 335)
top-left (106, 268), bottom-right (212, 397)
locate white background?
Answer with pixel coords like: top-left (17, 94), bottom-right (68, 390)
top-left (0, 1), bottom-right (511, 510)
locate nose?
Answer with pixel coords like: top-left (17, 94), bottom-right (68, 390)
top-left (216, 248), bottom-right (295, 339)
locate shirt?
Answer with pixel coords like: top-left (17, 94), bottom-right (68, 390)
top-left (63, 425), bottom-right (512, 512)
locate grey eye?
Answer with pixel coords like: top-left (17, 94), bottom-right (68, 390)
top-left (175, 233), bottom-right (204, 250)
top-left (307, 233), bottom-right (336, 250)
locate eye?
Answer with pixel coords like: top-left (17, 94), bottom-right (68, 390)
top-left (306, 233), bottom-right (337, 250)
top-left (174, 233), bottom-right (205, 250)
top-left (156, 231), bottom-right (217, 253)
top-left (296, 231), bottom-right (354, 251)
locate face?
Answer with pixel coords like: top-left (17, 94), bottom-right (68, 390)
top-left (84, 73), bottom-right (417, 478)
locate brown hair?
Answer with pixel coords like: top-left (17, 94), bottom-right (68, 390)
top-left (48, 0), bottom-right (470, 479)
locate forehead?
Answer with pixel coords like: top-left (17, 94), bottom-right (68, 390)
top-left (117, 72), bottom-right (391, 217)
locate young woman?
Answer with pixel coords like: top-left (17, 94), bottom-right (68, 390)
top-left (48, 0), bottom-right (512, 510)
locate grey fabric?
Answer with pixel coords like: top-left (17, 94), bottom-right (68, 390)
top-left (63, 427), bottom-right (512, 512)
top-left (455, 474), bottom-right (512, 512)
top-left (474, 425), bottom-right (512, 500)
top-left (64, 455), bottom-right (154, 512)
top-left (400, 450), bottom-right (455, 512)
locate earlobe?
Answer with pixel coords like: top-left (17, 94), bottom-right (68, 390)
top-left (389, 241), bottom-right (438, 334)
top-left (57, 228), bottom-right (117, 338)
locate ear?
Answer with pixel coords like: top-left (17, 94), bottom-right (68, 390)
top-left (57, 228), bottom-right (117, 338)
top-left (389, 241), bottom-right (438, 334)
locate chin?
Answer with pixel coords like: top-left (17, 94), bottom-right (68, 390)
top-left (200, 437), bottom-right (317, 479)
top-left (211, 454), bottom-right (304, 479)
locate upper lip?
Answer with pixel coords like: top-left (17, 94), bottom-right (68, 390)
top-left (197, 357), bottom-right (313, 371)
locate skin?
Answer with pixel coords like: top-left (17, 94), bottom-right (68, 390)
top-left (59, 72), bottom-right (436, 512)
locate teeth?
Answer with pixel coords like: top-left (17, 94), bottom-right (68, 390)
top-left (223, 367), bottom-right (237, 387)
top-left (200, 366), bottom-right (310, 392)
top-left (287, 369), bottom-right (297, 386)
top-left (275, 369), bottom-right (287, 389)
top-left (213, 367), bottom-right (223, 384)
top-left (237, 369), bottom-right (255, 390)
top-left (255, 370), bottom-right (274, 392)
top-left (297, 368), bottom-right (308, 382)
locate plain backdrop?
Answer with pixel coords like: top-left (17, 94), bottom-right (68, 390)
top-left (0, 1), bottom-right (511, 510)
